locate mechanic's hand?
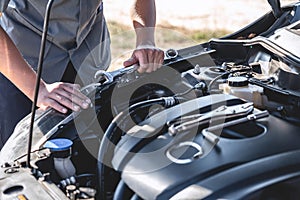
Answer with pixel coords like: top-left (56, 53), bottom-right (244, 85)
top-left (123, 47), bottom-right (164, 73)
top-left (37, 82), bottom-right (91, 114)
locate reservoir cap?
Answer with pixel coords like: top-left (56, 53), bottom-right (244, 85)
top-left (227, 76), bottom-right (248, 87)
top-left (44, 138), bottom-right (73, 152)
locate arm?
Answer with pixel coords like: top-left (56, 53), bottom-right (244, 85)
top-left (0, 26), bottom-right (90, 113)
top-left (123, 0), bottom-right (164, 73)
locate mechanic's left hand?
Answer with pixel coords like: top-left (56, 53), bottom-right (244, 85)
top-left (123, 47), bottom-right (164, 73)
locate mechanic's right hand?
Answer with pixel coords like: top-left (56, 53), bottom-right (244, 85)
top-left (37, 82), bottom-right (91, 113)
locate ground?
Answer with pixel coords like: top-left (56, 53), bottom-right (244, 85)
top-left (105, 0), bottom-right (294, 31)
top-left (104, 0), bottom-right (296, 70)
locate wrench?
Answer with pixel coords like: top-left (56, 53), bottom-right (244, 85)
top-left (94, 64), bottom-right (139, 84)
top-left (168, 102), bottom-right (254, 135)
top-left (202, 110), bottom-right (269, 144)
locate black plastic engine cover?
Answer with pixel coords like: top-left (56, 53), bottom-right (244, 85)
top-left (114, 94), bottom-right (300, 199)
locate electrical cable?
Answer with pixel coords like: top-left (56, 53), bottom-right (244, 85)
top-left (207, 68), bottom-right (252, 93)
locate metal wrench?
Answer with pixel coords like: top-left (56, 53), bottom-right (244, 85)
top-left (168, 102), bottom-right (254, 135)
top-left (94, 64), bottom-right (138, 84)
top-left (202, 110), bottom-right (269, 144)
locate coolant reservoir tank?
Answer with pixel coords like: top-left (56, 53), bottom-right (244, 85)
top-left (44, 138), bottom-right (76, 179)
top-left (227, 76), bottom-right (249, 87)
top-left (221, 76), bottom-right (264, 107)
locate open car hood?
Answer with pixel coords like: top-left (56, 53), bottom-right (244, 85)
top-left (0, 1), bottom-right (300, 199)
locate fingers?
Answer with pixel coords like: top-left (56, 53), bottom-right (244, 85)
top-left (125, 47), bottom-right (164, 73)
top-left (148, 48), bottom-right (164, 73)
top-left (42, 98), bottom-right (69, 114)
top-left (123, 57), bottom-right (138, 68)
top-left (38, 82), bottom-right (91, 114)
top-left (61, 83), bottom-right (91, 107)
top-left (134, 49), bottom-right (148, 73)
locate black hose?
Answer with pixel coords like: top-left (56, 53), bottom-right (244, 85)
top-left (97, 96), bottom-right (178, 199)
top-left (130, 194), bottom-right (142, 200)
top-left (113, 180), bottom-right (134, 200)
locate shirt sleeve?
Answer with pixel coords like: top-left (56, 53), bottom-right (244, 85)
top-left (0, 0), bottom-right (10, 12)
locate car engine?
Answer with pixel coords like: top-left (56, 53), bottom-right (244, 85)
top-left (0, 1), bottom-right (300, 200)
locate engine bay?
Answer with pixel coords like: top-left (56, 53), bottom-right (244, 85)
top-left (0, 2), bottom-right (300, 200)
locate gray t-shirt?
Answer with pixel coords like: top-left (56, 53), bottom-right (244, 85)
top-left (0, 0), bottom-right (111, 84)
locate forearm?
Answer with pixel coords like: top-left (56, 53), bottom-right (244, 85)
top-left (130, 0), bottom-right (156, 47)
top-left (0, 26), bottom-right (90, 113)
top-left (124, 0), bottom-right (164, 73)
top-left (0, 26), bottom-right (43, 100)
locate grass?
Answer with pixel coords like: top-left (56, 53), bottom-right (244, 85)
top-left (107, 20), bottom-right (230, 70)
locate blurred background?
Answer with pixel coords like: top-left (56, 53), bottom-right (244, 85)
top-left (104, 0), bottom-right (296, 70)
